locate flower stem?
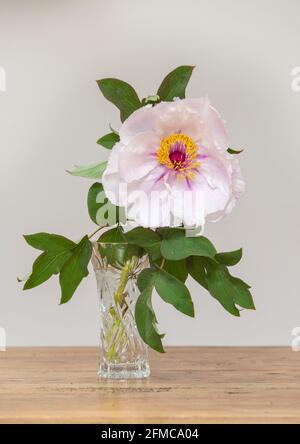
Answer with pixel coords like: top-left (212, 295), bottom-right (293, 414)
top-left (114, 260), bottom-right (133, 306)
top-left (88, 226), bottom-right (103, 240)
top-left (107, 258), bottom-right (135, 361)
top-left (160, 258), bottom-right (166, 269)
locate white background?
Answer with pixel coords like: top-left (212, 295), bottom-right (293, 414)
top-left (1, 0), bottom-right (299, 346)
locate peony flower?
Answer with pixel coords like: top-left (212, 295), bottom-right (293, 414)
top-left (102, 98), bottom-right (244, 228)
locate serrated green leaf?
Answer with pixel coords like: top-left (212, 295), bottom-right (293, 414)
top-left (135, 286), bottom-right (165, 353)
top-left (97, 132), bottom-right (120, 149)
top-left (87, 182), bottom-right (122, 226)
top-left (24, 233), bottom-right (75, 252)
top-left (189, 257), bottom-right (254, 313)
top-left (125, 227), bottom-right (161, 261)
top-left (163, 259), bottom-right (188, 283)
top-left (227, 275), bottom-right (255, 309)
top-left (67, 161), bottom-right (107, 179)
top-left (160, 229), bottom-right (216, 260)
top-left (157, 65), bottom-right (195, 101)
top-left (24, 250), bottom-right (72, 290)
top-left (187, 256), bottom-right (208, 290)
top-left (137, 266), bottom-right (193, 317)
top-left (205, 263), bottom-right (241, 317)
top-left (59, 236), bottom-right (92, 304)
top-left (215, 248), bottom-right (243, 266)
top-left (227, 148), bottom-right (244, 155)
top-left (154, 268), bottom-right (194, 317)
top-left (97, 78), bottom-right (141, 122)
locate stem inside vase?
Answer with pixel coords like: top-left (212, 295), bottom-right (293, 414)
top-left (92, 242), bottom-right (150, 379)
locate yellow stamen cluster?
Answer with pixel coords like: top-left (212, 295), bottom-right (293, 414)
top-left (156, 133), bottom-right (200, 179)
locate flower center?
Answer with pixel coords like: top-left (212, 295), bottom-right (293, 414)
top-left (169, 149), bottom-right (187, 169)
top-left (157, 133), bottom-right (200, 177)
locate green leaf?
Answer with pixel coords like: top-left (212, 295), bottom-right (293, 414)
top-left (156, 227), bottom-right (185, 238)
top-left (205, 262), bottom-right (241, 316)
top-left (154, 268), bottom-right (194, 317)
top-left (97, 78), bottom-right (141, 122)
top-left (23, 232), bottom-right (77, 291)
top-left (189, 258), bottom-right (254, 314)
top-left (67, 161), bottom-right (107, 179)
top-left (125, 227), bottom-right (162, 261)
top-left (59, 235), bottom-right (92, 304)
top-left (215, 248), bottom-right (243, 266)
top-left (137, 266), bottom-right (194, 317)
top-left (157, 65), bottom-right (195, 101)
top-left (97, 226), bottom-right (143, 268)
top-left (163, 259), bottom-right (188, 283)
top-left (23, 250), bottom-right (72, 290)
top-left (87, 182), bottom-right (122, 226)
top-left (97, 132), bottom-right (120, 149)
top-left (227, 275), bottom-right (255, 309)
top-left (137, 268), bottom-right (156, 292)
top-left (187, 256), bottom-right (208, 290)
top-left (160, 229), bottom-right (216, 260)
top-left (135, 286), bottom-right (165, 353)
top-left (87, 182), bottom-right (103, 225)
top-left (97, 226), bottom-right (126, 243)
top-left (24, 233), bottom-right (75, 252)
top-left (227, 148), bottom-right (244, 155)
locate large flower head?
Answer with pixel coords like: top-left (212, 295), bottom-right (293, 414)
top-left (102, 98), bottom-right (244, 228)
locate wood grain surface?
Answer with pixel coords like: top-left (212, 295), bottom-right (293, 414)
top-left (0, 347), bottom-right (300, 424)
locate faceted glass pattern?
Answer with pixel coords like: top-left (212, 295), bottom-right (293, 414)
top-left (92, 242), bottom-right (150, 379)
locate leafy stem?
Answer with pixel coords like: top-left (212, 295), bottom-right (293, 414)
top-left (107, 257), bottom-right (136, 360)
top-left (114, 259), bottom-right (134, 306)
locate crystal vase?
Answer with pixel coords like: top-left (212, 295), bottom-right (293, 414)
top-left (92, 241), bottom-right (150, 379)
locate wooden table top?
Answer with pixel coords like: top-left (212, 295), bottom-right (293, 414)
top-left (0, 347), bottom-right (300, 424)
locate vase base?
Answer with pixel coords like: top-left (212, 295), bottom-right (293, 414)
top-left (98, 360), bottom-right (150, 379)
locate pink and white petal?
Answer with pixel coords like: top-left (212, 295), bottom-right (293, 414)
top-left (168, 173), bottom-right (206, 227)
top-left (231, 159), bottom-right (245, 198)
top-left (124, 165), bottom-right (169, 205)
top-left (223, 159), bottom-right (245, 216)
top-left (103, 149), bottom-right (150, 207)
top-left (104, 142), bottom-right (123, 174)
top-left (183, 98), bottom-right (229, 151)
top-left (143, 166), bottom-right (171, 193)
top-left (119, 106), bottom-right (158, 144)
top-left (118, 131), bottom-right (160, 182)
top-left (203, 158), bottom-right (244, 222)
top-left (205, 104), bottom-right (229, 151)
top-left (202, 184), bottom-right (230, 219)
top-left (102, 171), bottom-right (123, 206)
top-left (198, 150), bottom-right (231, 193)
top-left (127, 189), bottom-right (171, 228)
top-left (102, 143), bottom-right (124, 205)
top-left (171, 190), bottom-right (206, 227)
top-left (180, 97), bottom-right (209, 117)
top-left (152, 101), bottom-right (204, 141)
